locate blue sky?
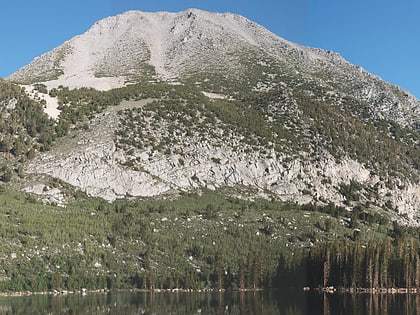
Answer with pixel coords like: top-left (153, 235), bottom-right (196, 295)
top-left (1, 0), bottom-right (419, 98)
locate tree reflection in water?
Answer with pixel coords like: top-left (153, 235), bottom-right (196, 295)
top-left (0, 290), bottom-right (419, 314)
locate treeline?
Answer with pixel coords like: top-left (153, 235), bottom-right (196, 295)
top-left (278, 235), bottom-right (420, 289)
top-left (131, 231), bottom-right (420, 291)
top-left (8, 238), bottom-right (420, 293)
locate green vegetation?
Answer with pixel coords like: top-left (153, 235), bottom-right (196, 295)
top-left (297, 92), bottom-right (419, 180)
top-left (239, 85), bottom-right (419, 182)
top-left (0, 80), bottom-right (56, 164)
top-left (280, 233), bottom-right (420, 289)
top-left (0, 187), bottom-right (411, 292)
top-left (113, 83), bottom-right (303, 160)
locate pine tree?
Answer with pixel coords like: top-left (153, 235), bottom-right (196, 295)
top-left (373, 247), bottom-right (380, 288)
top-left (215, 253), bottom-right (223, 290)
top-left (238, 257), bottom-right (246, 290)
top-left (415, 254), bottom-right (420, 288)
top-left (323, 248), bottom-right (330, 288)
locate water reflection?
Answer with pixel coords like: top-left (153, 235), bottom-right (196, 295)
top-left (324, 292), bottom-right (420, 315)
top-left (0, 290), bottom-right (419, 314)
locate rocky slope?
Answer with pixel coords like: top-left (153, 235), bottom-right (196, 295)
top-left (20, 88), bottom-right (419, 224)
top-left (4, 9), bottom-right (420, 224)
top-left (9, 9), bottom-right (419, 129)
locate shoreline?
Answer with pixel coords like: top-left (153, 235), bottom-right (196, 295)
top-left (0, 287), bottom-right (262, 298)
top-left (8, 286), bottom-right (420, 297)
top-left (313, 286), bottom-right (420, 294)
top-left (0, 288), bottom-right (108, 297)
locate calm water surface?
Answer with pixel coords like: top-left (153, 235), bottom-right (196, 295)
top-left (0, 290), bottom-right (418, 314)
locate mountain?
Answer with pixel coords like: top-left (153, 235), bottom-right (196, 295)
top-left (4, 9), bottom-right (420, 223)
top-left (9, 10), bottom-right (420, 128)
top-left (1, 8), bottom-right (420, 293)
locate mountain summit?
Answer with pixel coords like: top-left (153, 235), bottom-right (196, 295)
top-left (4, 9), bottom-right (420, 223)
top-left (9, 9), bottom-right (419, 128)
top-left (10, 9), bottom-right (297, 86)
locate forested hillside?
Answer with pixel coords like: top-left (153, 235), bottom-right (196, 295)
top-left (0, 187), bottom-right (418, 292)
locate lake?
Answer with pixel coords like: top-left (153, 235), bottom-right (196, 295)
top-left (0, 290), bottom-right (419, 314)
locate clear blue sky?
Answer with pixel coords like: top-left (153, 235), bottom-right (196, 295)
top-left (1, 0), bottom-right (419, 98)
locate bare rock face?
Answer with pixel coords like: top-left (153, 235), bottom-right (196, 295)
top-left (23, 184), bottom-right (66, 207)
top-left (27, 127), bottom-right (419, 220)
top-left (26, 100), bottom-right (172, 201)
top-left (33, 145), bottom-right (171, 201)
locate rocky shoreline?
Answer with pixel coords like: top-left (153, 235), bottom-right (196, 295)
top-left (0, 287), bottom-right (235, 297)
top-left (0, 288), bottom-right (109, 297)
